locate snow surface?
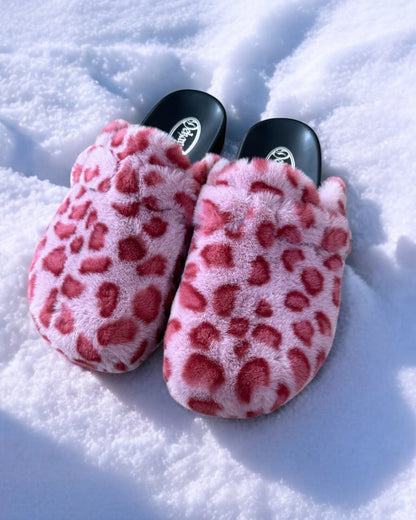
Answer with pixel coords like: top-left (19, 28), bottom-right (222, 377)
top-left (1, 0), bottom-right (416, 518)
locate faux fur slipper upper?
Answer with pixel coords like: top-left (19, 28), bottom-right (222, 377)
top-left (28, 120), bottom-right (219, 373)
top-left (163, 157), bottom-right (352, 418)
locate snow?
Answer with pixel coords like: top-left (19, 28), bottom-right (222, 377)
top-left (1, 0), bottom-right (416, 518)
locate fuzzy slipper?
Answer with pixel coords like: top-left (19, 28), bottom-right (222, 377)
top-left (163, 158), bottom-right (351, 418)
top-left (28, 120), bottom-right (219, 372)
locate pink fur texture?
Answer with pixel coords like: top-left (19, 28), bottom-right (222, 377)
top-left (28, 119), bottom-right (219, 373)
top-left (163, 158), bottom-right (352, 418)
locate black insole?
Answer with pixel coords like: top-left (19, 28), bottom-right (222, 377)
top-left (237, 118), bottom-right (321, 186)
top-left (142, 89), bottom-right (226, 163)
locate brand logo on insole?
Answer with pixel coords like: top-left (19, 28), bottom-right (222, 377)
top-left (266, 146), bottom-right (295, 167)
top-left (169, 117), bottom-right (201, 155)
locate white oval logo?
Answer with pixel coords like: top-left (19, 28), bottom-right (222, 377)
top-left (266, 146), bottom-right (295, 167)
top-left (169, 117), bottom-right (201, 155)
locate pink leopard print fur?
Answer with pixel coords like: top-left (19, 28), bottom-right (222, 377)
top-left (163, 157), bottom-right (351, 418)
top-left (28, 119), bottom-right (219, 373)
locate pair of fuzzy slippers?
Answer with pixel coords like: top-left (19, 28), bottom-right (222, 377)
top-left (28, 90), bottom-right (351, 419)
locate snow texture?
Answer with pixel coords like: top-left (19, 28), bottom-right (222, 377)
top-left (1, 0), bottom-right (416, 518)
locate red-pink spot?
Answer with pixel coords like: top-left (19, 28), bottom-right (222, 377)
top-left (114, 362), bottom-right (127, 372)
top-left (97, 178), bottom-right (111, 192)
top-left (76, 333), bottom-right (101, 362)
top-left (79, 256), bottom-right (112, 274)
top-left (255, 299), bottom-right (273, 318)
top-left (250, 181), bottom-right (283, 197)
top-left (175, 192), bottom-right (195, 221)
top-left (111, 128), bottom-right (127, 147)
top-left (112, 202), bottom-right (140, 218)
top-left (248, 256), bottom-right (271, 286)
top-left (276, 225), bottom-right (301, 243)
top-left (75, 186), bottom-right (86, 199)
top-left (315, 311), bottom-right (332, 336)
top-left (143, 217), bottom-right (168, 238)
top-left (68, 200), bottom-right (91, 220)
top-left (102, 120), bottom-right (127, 134)
top-left (130, 339), bottom-right (148, 365)
top-left (133, 285), bottom-right (162, 323)
top-left (164, 318), bottom-right (182, 344)
top-left (192, 161), bottom-right (209, 185)
top-left (189, 322), bottom-right (220, 349)
top-left (115, 163), bottom-right (138, 194)
top-left (183, 262), bottom-right (199, 280)
top-left (118, 235), bottom-right (147, 261)
top-left (97, 318), bottom-right (138, 346)
top-left (88, 222), bottom-right (108, 251)
top-left (199, 199), bottom-right (230, 235)
top-left (252, 324), bottom-right (282, 350)
top-left (272, 384), bottom-right (290, 410)
top-left (321, 227), bottom-right (348, 252)
top-left (188, 398), bottom-right (223, 416)
top-left (228, 317), bottom-right (249, 338)
top-left (285, 291), bottom-right (310, 312)
top-left (282, 248), bottom-right (305, 272)
top-left (84, 166), bottom-right (100, 182)
top-left (236, 358), bottom-right (270, 404)
top-left (256, 221), bottom-right (275, 248)
top-left (285, 166), bottom-right (300, 187)
top-left (54, 222), bottom-right (76, 240)
top-left (57, 197), bottom-right (70, 215)
top-left (338, 199), bottom-right (346, 216)
top-left (225, 226), bottom-right (243, 240)
top-left (117, 129), bottom-right (150, 160)
top-left (301, 267), bottom-right (324, 296)
top-left (148, 154), bottom-right (166, 167)
top-left (179, 282), bottom-right (207, 312)
top-left (296, 202), bottom-right (315, 228)
top-left (144, 170), bottom-right (163, 186)
top-left (96, 282), bottom-right (119, 318)
top-left (293, 320), bottom-right (315, 347)
top-left (166, 145), bottom-right (190, 169)
top-left (333, 277), bottom-right (342, 307)
top-left (302, 184), bottom-right (320, 205)
top-left (86, 209), bottom-right (98, 230)
top-left (62, 274), bottom-right (85, 299)
top-left (43, 246), bottom-right (67, 276)
top-left (137, 255), bottom-right (167, 276)
top-left (201, 243), bottom-right (234, 268)
top-left (213, 284), bottom-right (239, 317)
top-left (163, 356), bottom-right (172, 381)
top-left (71, 164), bottom-right (82, 184)
top-left (252, 157), bottom-right (269, 173)
top-left (28, 274), bottom-right (36, 301)
top-left (288, 348), bottom-right (311, 391)
top-left (323, 254), bottom-right (343, 271)
top-left (54, 303), bottom-right (74, 335)
top-left (70, 236), bottom-right (84, 254)
top-left (182, 353), bottom-right (225, 392)
top-left (39, 288), bottom-right (58, 328)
